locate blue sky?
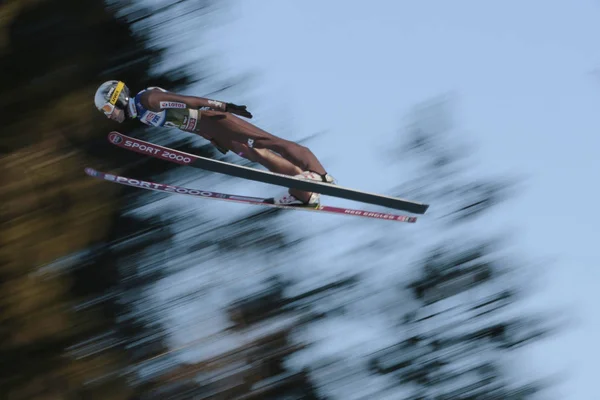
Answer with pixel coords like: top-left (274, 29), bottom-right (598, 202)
top-left (141, 1), bottom-right (600, 397)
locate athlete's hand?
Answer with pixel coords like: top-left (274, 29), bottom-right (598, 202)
top-left (225, 103), bottom-right (253, 118)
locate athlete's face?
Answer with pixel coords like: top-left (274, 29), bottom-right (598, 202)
top-left (107, 107), bottom-right (125, 123)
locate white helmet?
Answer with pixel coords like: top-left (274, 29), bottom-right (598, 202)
top-left (94, 80), bottom-right (132, 116)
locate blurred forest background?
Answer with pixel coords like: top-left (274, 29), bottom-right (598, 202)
top-left (1, 0), bottom-right (564, 399)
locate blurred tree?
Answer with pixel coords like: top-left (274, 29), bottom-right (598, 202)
top-left (0, 0), bottom-right (222, 398)
top-left (364, 95), bottom-right (557, 399)
top-left (113, 207), bottom-right (333, 399)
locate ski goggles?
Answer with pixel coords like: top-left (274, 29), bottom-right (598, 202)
top-left (100, 103), bottom-right (116, 115)
top-left (100, 81), bottom-right (125, 115)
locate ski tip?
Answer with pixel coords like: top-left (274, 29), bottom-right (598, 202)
top-left (84, 167), bottom-right (99, 177)
top-left (402, 204), bottom-right (429, 215)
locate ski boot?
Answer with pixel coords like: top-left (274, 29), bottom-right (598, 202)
top-left (269, 171), bottom-right (336, 207)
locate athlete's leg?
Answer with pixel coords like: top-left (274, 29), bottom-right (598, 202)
top-left (228, 142), bottom-right (302, 176)
top-left (199, 111), bottom-right (329, 176)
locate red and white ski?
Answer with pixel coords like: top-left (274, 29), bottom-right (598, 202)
top-left (84, 168), bottom-right (417, 223)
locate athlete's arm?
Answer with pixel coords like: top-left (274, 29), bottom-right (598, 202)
top-left (142, 89), bottom-right (253, 118)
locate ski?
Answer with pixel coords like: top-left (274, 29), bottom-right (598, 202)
top-left (84, 168), bottom-right (417, 223)
top-left (107, 131), bottom-right (429, 214)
